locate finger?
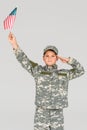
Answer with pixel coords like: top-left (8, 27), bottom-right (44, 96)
top-left (9, 32), bottom-right (12, 38)
top-left (57, 55), bottom-right (62, 60)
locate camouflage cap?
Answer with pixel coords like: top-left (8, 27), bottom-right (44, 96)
top-left (43, 45), bottom-right (58, 54)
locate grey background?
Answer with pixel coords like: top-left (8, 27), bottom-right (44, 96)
top-left (0, 0), bottom-right (86, 130)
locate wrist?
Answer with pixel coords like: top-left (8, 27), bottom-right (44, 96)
top-left (12, 43), bottom-right (19, 50)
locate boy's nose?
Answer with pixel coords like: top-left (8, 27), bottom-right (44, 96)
top-left (48, 57), bottom-right (52, 61)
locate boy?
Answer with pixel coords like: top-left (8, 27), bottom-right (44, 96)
top-left (8, 32), bottom-right (85, 130)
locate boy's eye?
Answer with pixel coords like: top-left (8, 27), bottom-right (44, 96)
top-left (46, 55), bottom-right (49, 57)
top-left (45, 55), bottom-right (55, 57)
top-left (51, 55), bottom-right (56, 57)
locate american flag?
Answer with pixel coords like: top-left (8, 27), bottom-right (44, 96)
top-left (3, 7), bottom-right (17, 30)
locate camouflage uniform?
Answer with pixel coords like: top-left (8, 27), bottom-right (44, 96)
top-left (34, 107), bottom-right (64, 130)
top-left (13, 47), bottom-right (84, 130)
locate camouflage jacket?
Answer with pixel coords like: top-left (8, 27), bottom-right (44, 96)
top-left (14, 48), bottom-right (85, 109)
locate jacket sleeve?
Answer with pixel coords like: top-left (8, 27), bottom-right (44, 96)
top-left (67, 57), bottom-right (85, 80)
top-left (13, 47), bottom-right (38, 76)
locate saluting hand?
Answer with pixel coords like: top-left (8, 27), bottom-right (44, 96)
top-left (57, 55), bottom-right (69, 63)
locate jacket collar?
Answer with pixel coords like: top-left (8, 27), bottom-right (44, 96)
top-left (44, 64), bottom-right (58, 71)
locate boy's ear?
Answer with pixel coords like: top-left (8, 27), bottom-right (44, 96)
top-left (56, 55), bottom-right (59, 60)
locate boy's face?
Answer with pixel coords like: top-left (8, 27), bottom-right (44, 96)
top-left (43, 50), bottom-right (58, 66)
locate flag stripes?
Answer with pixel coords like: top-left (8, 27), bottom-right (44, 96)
top-left (4, 15), bottom-right (16, 30)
